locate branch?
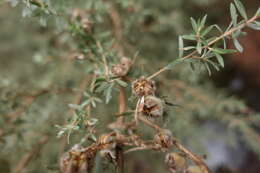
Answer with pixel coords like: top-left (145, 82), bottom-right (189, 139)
top-left (172, 139), bottom-right (212, 173)
top-left (148, 15), bottom-right (259, 80)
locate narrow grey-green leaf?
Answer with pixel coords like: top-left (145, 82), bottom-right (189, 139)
top-left (178, 36), bottom-right (184, 58)
top-left (105, 83), bottom-right (114, 104)
top-left (204, 63), bottom-right (211, 76)
top-left (196, 41), bottom-right (202, 54)
top-left (256, 7), bottom-right (260, 16)
top-left (212, 48), bottom-right (237, 54)
top-left (182, 34), bottom-right (196, 40)
top-left (200, 15), bottom-right (207, 30)
top-left (214, 53), bottom-right (224, 67)
top-left (183, 46), bottom-right (195, 51)
top-left (201, 25), bottom-right (214, 37)
top-left (247, 23), bottom-right (260, 30)
top-left (190, 17), bottom-right (198, 32)
top-left (233, 38), bottom-right (244, 52)
top-left (207, 59), bottom-right (220, 71)
top-left (115, 79), bottom-right (128, 87)
top-left (234, 0), bottom-right (248, 19)
top-left (230, 3), bottom-right (237, 26)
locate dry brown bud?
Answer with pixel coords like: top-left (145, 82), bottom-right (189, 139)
top-left (140, 95), bottom-right (163, 118)
top-left (132, 76), bottom-right (156, 97)
top-left (81, 18), bottom-right (93, 33)
top-left (154, 129), bottom-right (173, 149)
top-left (111, 57), bottom-right (132, 77)
top-left (165, 152), bottom-right (186, 173)
top-left (59, 144), bottom-right (96, 173)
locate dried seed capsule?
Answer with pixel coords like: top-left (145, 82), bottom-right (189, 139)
top-left (154, 129), bottom-right (173, 149)
top-left (165, 152), bottom-right (186, 173)
top-left (132, 76), bottom-right (156, 97)
top-left (111, 57), bottom-right (132, 77)
top-left (82, 18), bottom-right (93, 33)
top-left (60, 144), bottom-right (95, 173)
top-left (141, 95), bottom-right (163, 118)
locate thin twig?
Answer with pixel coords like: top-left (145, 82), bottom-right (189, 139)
top-left (172, 139), bottom-right (212, 173)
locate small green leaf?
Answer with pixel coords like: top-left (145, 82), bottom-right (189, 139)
top-left (199, 15), bottom-right (207, 30)
top-left (233, 38), bottom-right (243, 52)
top-left (115, 79), bottom-right (128, 87)
top-left (214, 53), bottom-right (224, 67)
top-left (230, 3), bottom-right (238, 26)
top-left (247, 23), bottom-right (260, 30)
top-left (256, 8), bottom-right (260, 16)
top-left (206, 59), bottom-right (220, 71)
top-left (183, 46), bottom-right (195, 51)
top-left (196, 41), bottom-right (202, 54)
top-left (190, 17), bottom-right (198, 32)
top-left (204, 63), bottom-right (211, 76)
top-left (212, 48), bottom-right (237, 54)
top-left (178, 36), bottom-right (184, 58)
top-left (234, 0), bottom-right (248, 20)
top-left (201, 25), bottom-right (214, 37)
top-left (182, 34), bottom-right (196, 40)
top-left (68, 104), bottom-right (82, 110)
top-left (105, 83), bottom-right (114, 104)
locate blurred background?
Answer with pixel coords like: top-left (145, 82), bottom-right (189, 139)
top-left (0, 0), bottom-right (260, 173)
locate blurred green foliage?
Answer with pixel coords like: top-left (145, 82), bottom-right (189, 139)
top-left (0, 0), bottom-right (260, 173)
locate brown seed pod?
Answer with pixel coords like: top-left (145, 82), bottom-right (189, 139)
top-left (111, 57), bottom-right (132, 77)
top-left (132, 76), bottom-right (156, 97)
top-left (165, 152), bottom-right (187, 173)
top-left (60, 144), bottom-right (96, 173)
top-left (140, 95), bottom-right (164, 118)
top-left (81, 18), bottom-right (93, 33)
top-left (185, 166), bottom-right (203, 173)
top-left (154, 129), bottom-right (173, 149)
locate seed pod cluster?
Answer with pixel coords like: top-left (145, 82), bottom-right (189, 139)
top-left (140, 95), bottom-right (164, 118)
top-left (154, 129), bottom-right (173, 149)
top-left (111, 57), bottom-right (132, 77)
top-left (132, 76), bottom-right (156, 97)
top-left (165, 152), bottom-right (186, 173)
top-left (60, 144), bottom-right (96, 173)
